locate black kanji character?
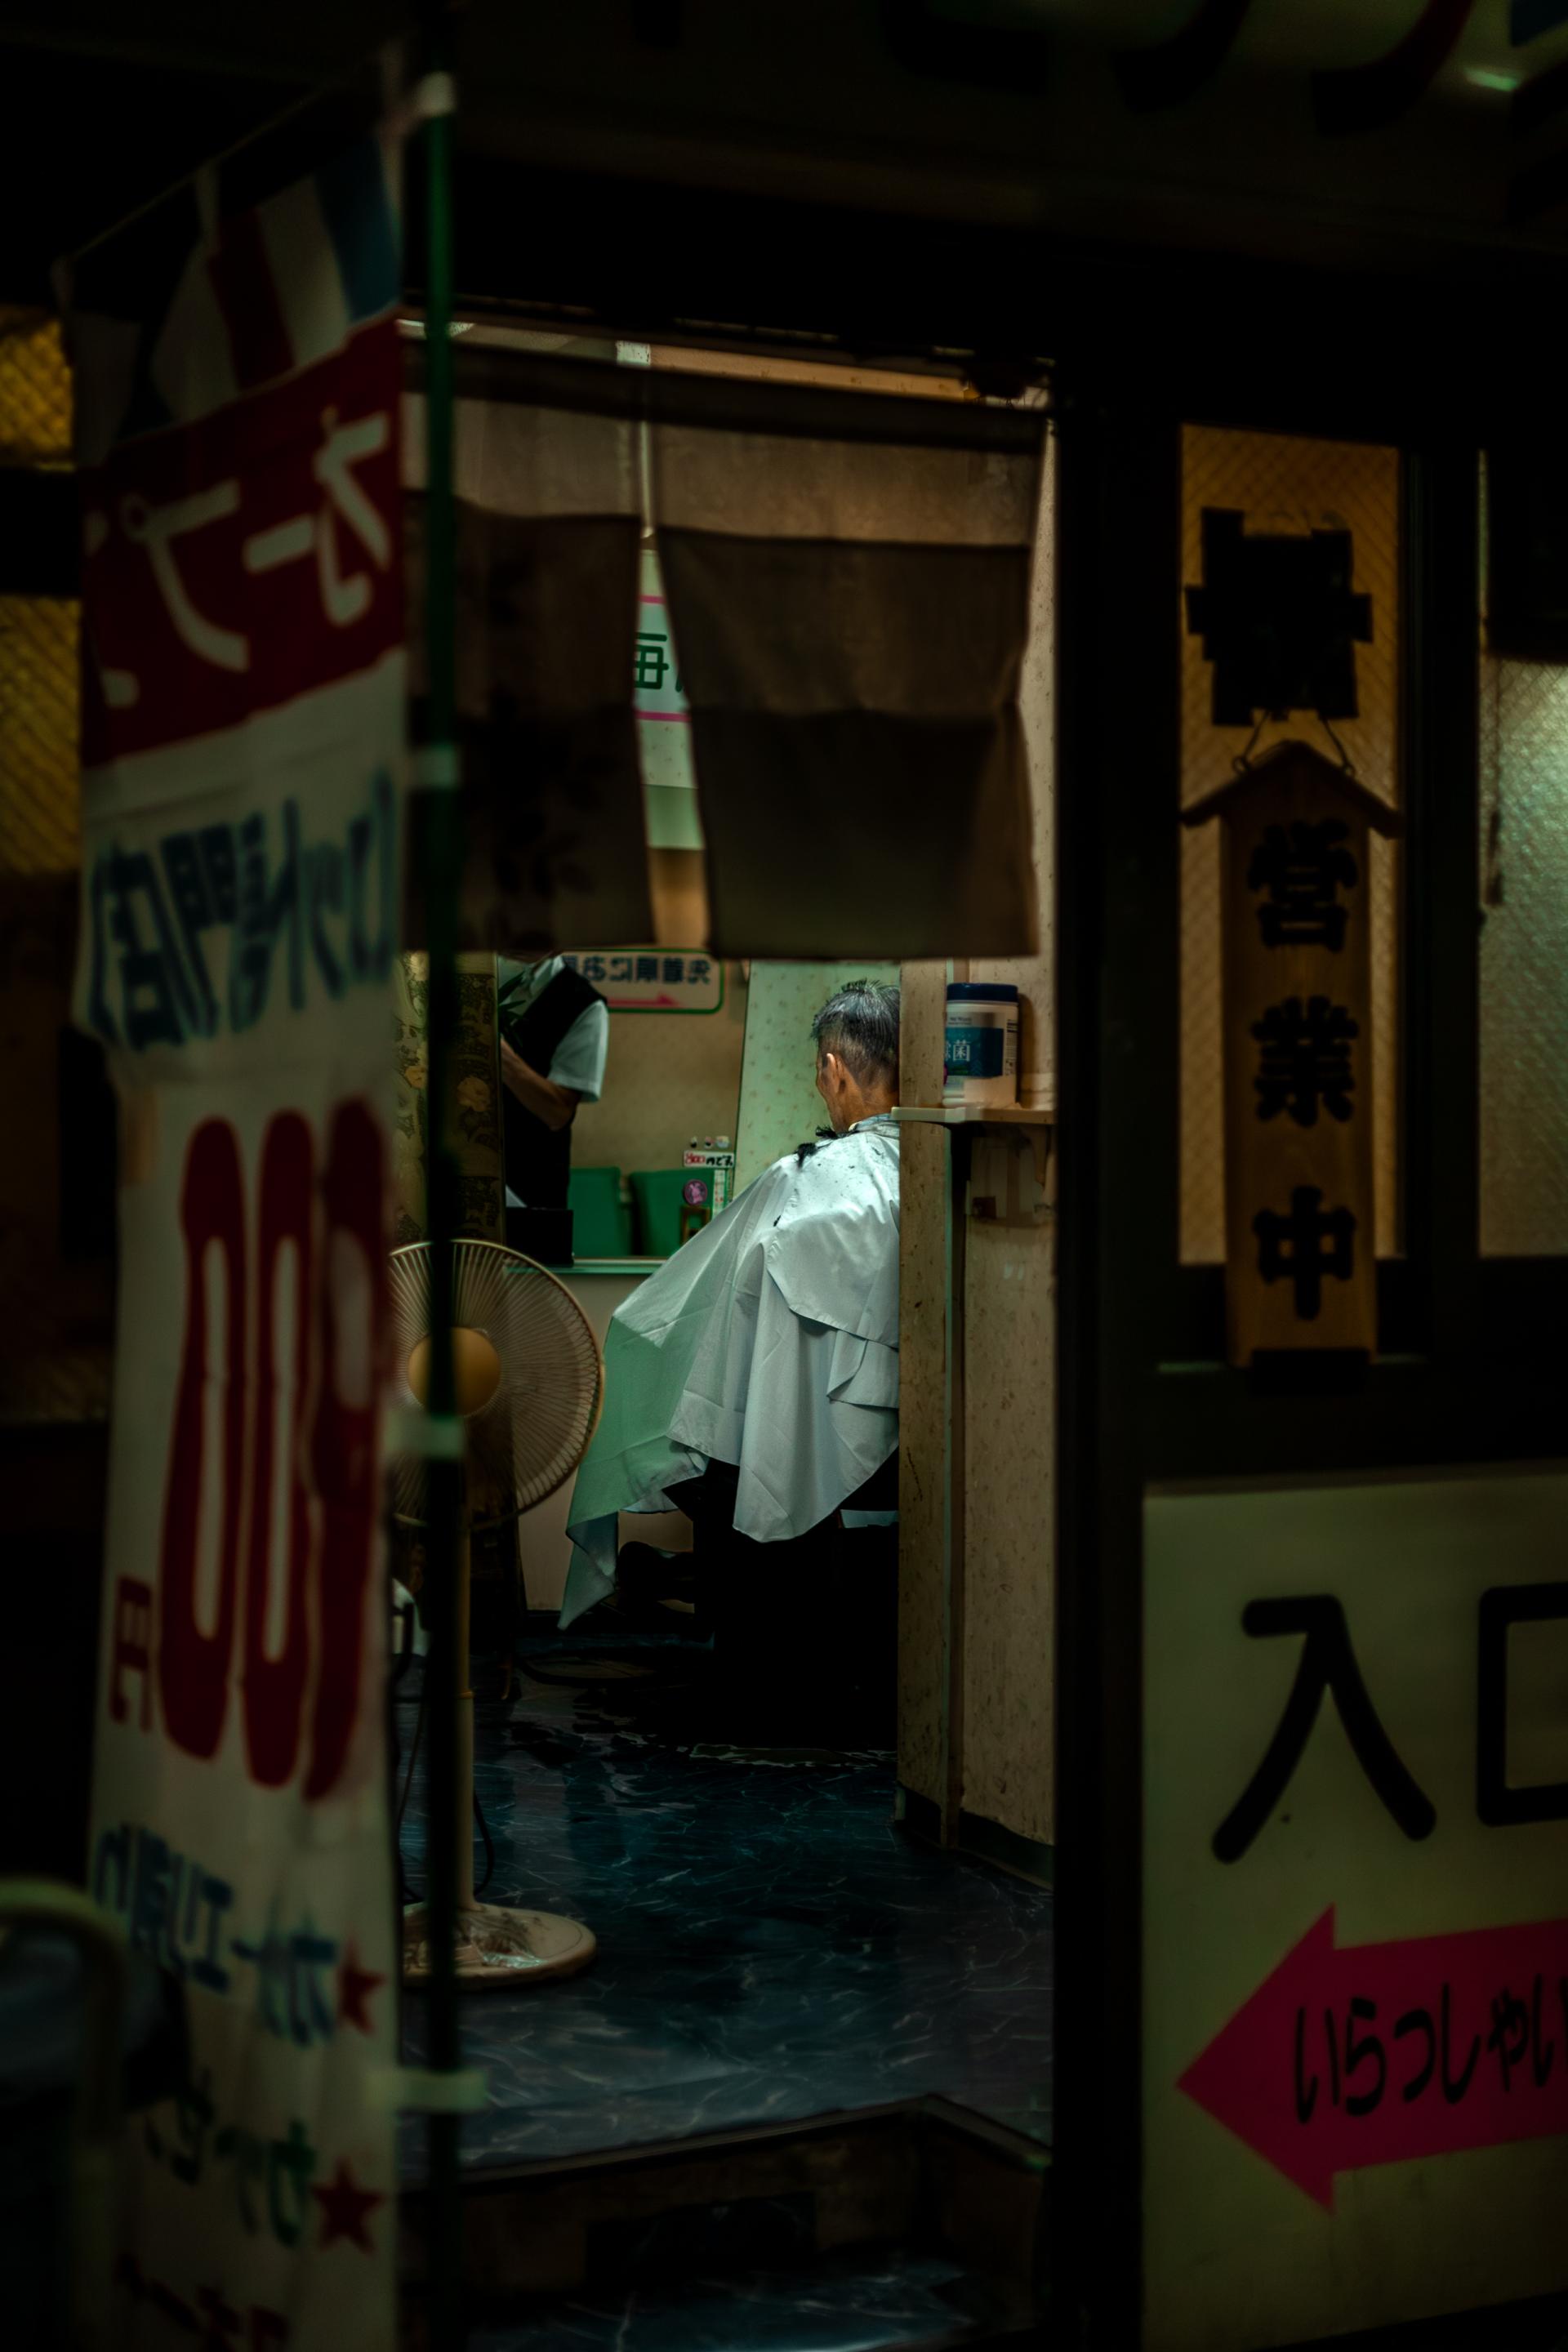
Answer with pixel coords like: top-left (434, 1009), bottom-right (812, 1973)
top-left (1394, 1986), bottom-right (1479, 2106)
top-left (1343, 1996), bottom-right (1386, 2116)
top-left (1252, 996), bottom-right (1359, 1127)
top-left (1488, 1989), bottom-right (1530, 2093)
top-left (1184, 507), bottom-right (1372, 728)
top-left (1247, 819), bottom-right (1360, 951)
top-left (1477, 1583), bottom-right (1568, 1827)
top-left (160, 830), bottom-right (221, 1036)
top-left (1530, 1974), bottom-right (1557, 2088)
top-left (1253, 1187), bottom-right (1357, 1319)
top-left (1441, 1986), bottom-right (1481, 2105)
top-left (100, 849), bottom-right (198, 1048)
top-left (635, 632), bottom-right (670, 691)
top-left (1316, 1999), bottom-right (1390, 2115)
top-left (1213, 1596), bottom-right (1437, 1862)
top-left (234, 804), bottom-right (301, 1031)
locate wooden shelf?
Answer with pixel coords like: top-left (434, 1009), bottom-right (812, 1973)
top-left (893, 1102), bottom-right (1054, 1186)
top-left (893, 1103), bottom-right (1054, 1126)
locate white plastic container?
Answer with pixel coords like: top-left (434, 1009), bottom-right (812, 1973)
top-left (943, 983), bottom-right (1019, 1109)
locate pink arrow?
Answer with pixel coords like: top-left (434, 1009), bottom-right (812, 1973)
top-left (1178, 1909), bottom-right (1568, 2210)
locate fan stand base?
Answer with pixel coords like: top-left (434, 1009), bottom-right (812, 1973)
top-left (401, 1901), bottom-right (597, 1990)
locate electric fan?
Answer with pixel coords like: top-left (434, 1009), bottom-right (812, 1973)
top-left (389, 1237), bottom-right (604, 1989)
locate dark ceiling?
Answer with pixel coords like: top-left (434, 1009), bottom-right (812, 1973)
top-left (6, 2), bottom-right (1568, 417)
top-left (0, 9), bottom-right (409, 301)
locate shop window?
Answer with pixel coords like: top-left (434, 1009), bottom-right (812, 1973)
top-left (1179, 425), bottom-right (1402, 1267)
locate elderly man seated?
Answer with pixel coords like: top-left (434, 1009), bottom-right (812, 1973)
top-left (563, 982), bottom-right (901, 1712)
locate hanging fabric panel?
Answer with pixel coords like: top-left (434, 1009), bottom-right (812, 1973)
top-left (648, 368), bottom-right (1046, 959)
top-left (403, 343), bottom-right (652, 951)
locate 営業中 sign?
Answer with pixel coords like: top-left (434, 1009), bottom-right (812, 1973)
top-left (1183, 740), bottom-right (1399, 1365)
top-left (1145, 1469), bottom-right (1568, 2352)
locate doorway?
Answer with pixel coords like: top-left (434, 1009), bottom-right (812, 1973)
top-left (394, 323), bottom-right (1058, 2345)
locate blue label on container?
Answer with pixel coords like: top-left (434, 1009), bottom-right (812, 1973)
top-left (946, 1024), bottom-right (1007, 1080)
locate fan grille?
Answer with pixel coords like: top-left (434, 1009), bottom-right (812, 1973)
top-left (388, 1241), bottom-right (604, 1528)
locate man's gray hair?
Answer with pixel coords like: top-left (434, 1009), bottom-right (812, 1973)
top-left (811, 979), bottom-right (901, 1089)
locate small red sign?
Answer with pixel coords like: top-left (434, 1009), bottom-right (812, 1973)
top-left (1180, 1908), bottom-right (1568, 2209)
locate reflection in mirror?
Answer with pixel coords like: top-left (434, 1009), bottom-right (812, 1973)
top-left (498, 946), bottom-right (746, 1266)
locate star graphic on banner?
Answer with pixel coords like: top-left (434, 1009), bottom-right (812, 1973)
top-left (336, 1941), bottom-right (385, 2034)
top-left (311, 2159), bottom-right (385, 2252)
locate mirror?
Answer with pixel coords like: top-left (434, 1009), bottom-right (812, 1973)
top-left (498, 945), bottom-right (747, 1267)
top-left (494, 952), bottom-right (906, 1270)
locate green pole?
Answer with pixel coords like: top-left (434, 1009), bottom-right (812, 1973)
top-left (417, 10), bottom-right (464, 2347)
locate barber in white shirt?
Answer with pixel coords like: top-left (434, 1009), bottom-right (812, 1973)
top-left (496, 955), bottom-right (610, 1213)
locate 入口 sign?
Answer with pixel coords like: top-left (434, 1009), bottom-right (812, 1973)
top-left (1144, 1469), bottom-right (1568, 2352)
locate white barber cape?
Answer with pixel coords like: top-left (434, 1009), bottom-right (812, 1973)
top-left (561, 1115), bottom-right (900, 1627)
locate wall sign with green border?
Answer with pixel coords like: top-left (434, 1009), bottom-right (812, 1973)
top-left (563, 949), bottom-right (724, 1013)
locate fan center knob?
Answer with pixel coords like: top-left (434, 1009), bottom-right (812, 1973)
top-left (407, 1326), bottom-right (503, 1418)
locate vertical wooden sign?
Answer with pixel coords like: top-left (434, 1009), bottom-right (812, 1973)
top-left (1183, 739), bottom-right (1399, 1365)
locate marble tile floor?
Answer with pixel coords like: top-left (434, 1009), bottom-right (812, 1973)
top-left (465, 2244), bottom-right (1035, 2351)
top-left (396, 1661), bottom-right (1053, 2180)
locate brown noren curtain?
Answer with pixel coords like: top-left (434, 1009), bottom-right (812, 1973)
top-left (649, 367), bottom-right (1045, 959)
top-left (404, 350), bottom-right (1046, 961)
top-left (403, 345), bottom-right (653, 953)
